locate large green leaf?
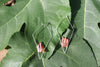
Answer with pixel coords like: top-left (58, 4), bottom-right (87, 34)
top-left (73, 0), bottom-right (100, 66)
top-left (0, 0), bottom-right (99, 67)
top-left (0, 32), bottom-right (97, 67)
top-left (24, 0), bottom-right (70, 58)
top-left (0, 0), bottom-right (71, 66)
top-left (0, 0), bottom-right (31, 50)
top-left (22, 36), bottom-right (97, 67)
top-left (0, 0), bottom-right (70, 57)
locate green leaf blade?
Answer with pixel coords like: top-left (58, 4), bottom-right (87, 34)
top-left (0, 32), bottom-right (34, 67)
top-left (74, 0), bottom-right (100, 66)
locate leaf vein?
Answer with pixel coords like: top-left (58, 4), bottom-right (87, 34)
top-left (57, 50), bottom-right (79, 65)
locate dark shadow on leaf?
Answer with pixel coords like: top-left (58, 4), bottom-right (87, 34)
top-left (67, 0), bottom-right (81, 46)
top-left (83, 38), bottom-right (98, 67)
top-left (22, 54), bottom-right (36, 67)
top-left (20, 23), bottom-right (26, 33)
top-left (69, 0), bottom-right (81, 27)
top-left (29, 54), bottom-right (36, 62)
top-left (5, 45), bottom-right (11, 49)
top-left (42, 42), bottom-right (49, 52)
top-left (98, 23), bottom-right (100, 29)
top-left (48, 0), bottom-right (81, 59)
top-left (62, 29), bottom-right (67, 36)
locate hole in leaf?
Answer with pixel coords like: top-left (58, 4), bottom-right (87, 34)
top-left (3, 0), bottom-right (16, 6)
top-left (20, 23), bottom-right (26, 32)
top-left (5, 45), bottom-right (11, 49)
top-left (98, 23), bottom-right (100, 29)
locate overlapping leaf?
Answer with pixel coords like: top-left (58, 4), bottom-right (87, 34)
top-left (0, 0), bottom-right (71, 66)
top-left (25, 0), bottom-right (70, 58)
top-left (0, 32), bottom-right (34, 67)
top-left (0, 32), bottom-right (97, 67)
top-left (74, 0), bottom-right (100, 66)
top-left (0, 0), bottom-right (70, 57)
top-left (22, 36), bottom-right (97, 67)
top-left (0, 0), bottom-right (31, 50)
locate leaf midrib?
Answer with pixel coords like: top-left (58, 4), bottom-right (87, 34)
top-left (84, 0), bottom-right (87, 38)
top-left (57, 50), bottom-right (79, 65)
top-left (42, 58), bottom-right (46, 67)
top-left (20, 52), bottom-right (34, 67)
top-left (0, 0), bottom-right (32, 28)
top-left (41, 50), bottom-right (79, 67)
top-left (20, 35), bottom-right (35, 66)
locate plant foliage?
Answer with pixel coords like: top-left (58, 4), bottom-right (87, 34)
top-left (0, 0), bottom-right (100, 67)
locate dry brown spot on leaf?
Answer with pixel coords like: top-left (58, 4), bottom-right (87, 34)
top-left (3, 0), bottom-right (16, 6)
top-left (0, 49), bottom-right (8, 62)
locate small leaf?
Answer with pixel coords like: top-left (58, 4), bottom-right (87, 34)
top-left (0, 32), bottom-right (34, 67)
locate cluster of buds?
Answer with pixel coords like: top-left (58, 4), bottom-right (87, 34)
top-left (61, 37), bottom-right (69, 48)
top-left (37, 42), bottom-right (45, 53)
